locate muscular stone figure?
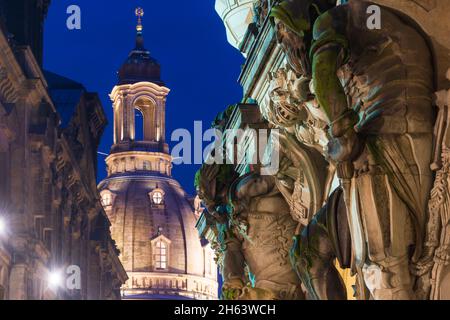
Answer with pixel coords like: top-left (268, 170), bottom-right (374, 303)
top-left (267, 69), bottom-right (353, 300)
top-left (270, 0), bottom-right (435, 299)
top-left (196, 164), bottom-right (305, 300)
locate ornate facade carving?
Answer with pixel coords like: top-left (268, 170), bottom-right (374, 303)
top-left (209, 0), bottom-right (450, 300)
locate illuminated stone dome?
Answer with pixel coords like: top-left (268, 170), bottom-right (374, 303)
top-left (98, 8), bottom-right (218, 300)
top-left (98, 171), bottom-right (217, 300)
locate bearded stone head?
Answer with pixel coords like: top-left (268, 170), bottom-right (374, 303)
top-left (195, 164), bottom-right (238, 215)
top-left (270, 0), bottom-right (336, 76)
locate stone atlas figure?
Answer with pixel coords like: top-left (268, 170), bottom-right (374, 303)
top-left (267, 68), bottom-right (352, 300)
top-left (269, 0), bottom-right (436, 299)
top-left (195, 108), bottom-right (305, 300)
top-left (195, 163), bottom-right (305, 300)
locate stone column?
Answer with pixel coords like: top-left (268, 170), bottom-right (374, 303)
top-left (8, 263), bottom-right (28, 300)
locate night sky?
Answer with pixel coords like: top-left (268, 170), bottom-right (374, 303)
top-left (44, 0), bottom-right (244, 195)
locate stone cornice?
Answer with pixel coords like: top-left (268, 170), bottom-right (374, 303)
top-left (238, 17), bottom-right (280, 99)
top-left (0, 29), bottom-right (55, 110)
top-left (105, 151), bottom-right (173, 177)
top-left (56, 138), bottom-right (96, 205)
top-left (110, 81), bottom-right (170, 104)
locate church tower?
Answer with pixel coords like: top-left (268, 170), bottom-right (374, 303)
top-left (98, 8), bottom-right (218, 300)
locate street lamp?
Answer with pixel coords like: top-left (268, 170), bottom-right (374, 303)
top-left (48, 270), bottom-right (63, 290)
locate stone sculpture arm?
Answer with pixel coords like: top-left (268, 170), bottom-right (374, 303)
top-left (310, 15), bottom-right (362, 164)
top-left (311, 47), bottom-right (347, 123)
top-left (221, 230), bottom-right (247, 300)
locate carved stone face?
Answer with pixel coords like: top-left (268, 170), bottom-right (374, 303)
top-left (275, 20), bottom-right (311, 77)
top-left (269, 91), bottom-right (302, 127)
top-left (267, 69), bottom-right (307, 128)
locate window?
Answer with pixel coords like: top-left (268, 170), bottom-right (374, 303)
top-left (0, 150), bottom-right (10, 200)
top-left (152, 191), bottom-right (163, 205)
top-left (100, 191), bottom-right (115, 208)
top-left (34, 216), bottom-right (44, 240)
top-left (101, 193), bottom-right (111, 206)
top-left (149, 189), bottom-right (165, 206)
top-left (155, 240), bottom-right (167, 270)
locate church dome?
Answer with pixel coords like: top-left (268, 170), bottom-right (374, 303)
top-left (99, 8), bottom-right (218, 300)
top-left (98, 173), bottom-right (218, 300)
top-left (117, 34), bottom-right (163, 86)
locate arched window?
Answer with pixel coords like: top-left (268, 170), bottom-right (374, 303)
top-left (155, 240), bottom-right (167, 270)
top-left (152, 191), bottom-right (163, 205)
top-left (134, 97), bottom-right (156, 142)
top-left (134, 109), bottom-right (145, 141)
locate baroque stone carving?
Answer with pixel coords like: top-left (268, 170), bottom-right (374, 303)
top-left (415, 70), bottom-right (450, 300)
top-left (196, 163), bottom-right (304, 300)
top-left (269, 0), bottom-right (437, 300)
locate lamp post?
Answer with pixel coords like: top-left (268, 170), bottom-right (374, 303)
top-left (44, 269), bottom-right (64, 300)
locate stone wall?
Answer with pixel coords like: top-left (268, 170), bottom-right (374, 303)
top-left (0, 23), bottom-right (127, 300)
top-left (370, 0), bottom-right (450, 89)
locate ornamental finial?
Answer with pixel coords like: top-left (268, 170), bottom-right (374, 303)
top-left (135, 7), bottom-right (144, 33)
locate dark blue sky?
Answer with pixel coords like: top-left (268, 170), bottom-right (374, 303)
top-left (44, 0), bottom-right (244, 195)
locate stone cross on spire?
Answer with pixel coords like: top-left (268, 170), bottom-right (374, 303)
top-left (135, 7), bottom-right (144, 33)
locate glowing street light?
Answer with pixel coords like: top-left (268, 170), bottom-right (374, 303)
top-left (48, 270), bottom-right (63, 290)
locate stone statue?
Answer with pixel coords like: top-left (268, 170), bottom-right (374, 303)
top-left (267, 67), bottom-right (354, 300)
top-left (270, 0), bottom-right (436, 299)
top-left (414, 69), bottom-right (450, 300)
top-left (195, 163), bottom-right (305, 300)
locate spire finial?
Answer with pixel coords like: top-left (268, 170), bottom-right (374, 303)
top-left (135, 7), bottom-right (144, 33)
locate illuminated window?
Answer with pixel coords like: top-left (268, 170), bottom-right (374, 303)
top-left (152, 191), bottom-right (163, 205)
top-left (101, 193), bottom-right (112, 206)
top-left (155, 240), bottom-right (167, 270)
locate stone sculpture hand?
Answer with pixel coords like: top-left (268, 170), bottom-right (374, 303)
top-left (411, 245), bottom-right (436, 299)
top-left (327, 109), bottom-right (363, 163)
top-left (222, 279), bottom-right (245, 300)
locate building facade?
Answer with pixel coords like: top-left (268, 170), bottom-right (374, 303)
top-left (0, 0), bottom-right (127, 300)
top-left (197, 0), bottom-right (450, 300)
top-left (98, 10), bottom-right (218, 300)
